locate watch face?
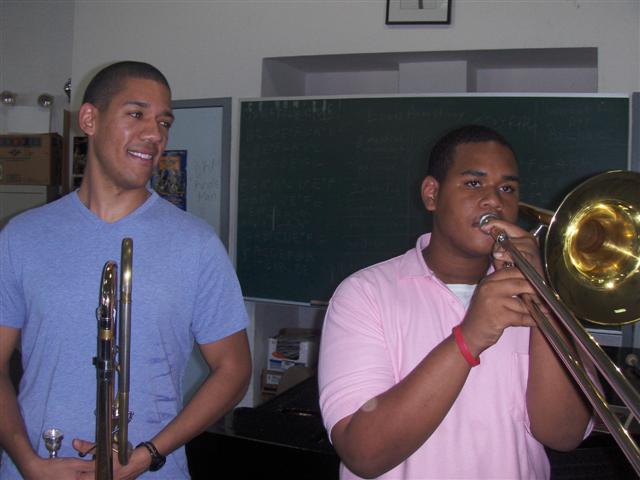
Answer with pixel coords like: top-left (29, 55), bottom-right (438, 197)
top-left (149, 456), bottom-right (166, 472)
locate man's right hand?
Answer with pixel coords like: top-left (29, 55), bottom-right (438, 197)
top-left (19, 455), bottom-right (94, 480)
top-left (459, 265), bottom-right (538, 357)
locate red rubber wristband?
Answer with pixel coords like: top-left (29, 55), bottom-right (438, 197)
top-left (452, 325), bottom-right (480, 367)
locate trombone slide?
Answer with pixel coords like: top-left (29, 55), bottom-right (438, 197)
top-left (94, 238), bottom-right (133, 480)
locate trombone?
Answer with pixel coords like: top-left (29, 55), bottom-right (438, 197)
top-left (41, 239), bottom-right (134, 477)
top-left (479, 170), bottom-right (640, 475)
top-left (91, 238), bottom-right (134, 480)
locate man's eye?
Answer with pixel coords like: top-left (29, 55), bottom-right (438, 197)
top-left (160, 121), bottom-right (172, 129)
top-left (129, 111), bottom-right (142, 119)
top-left (465, 180), bottom-right (481, 187)
top-left (500, 185), bottom-right (515, 193)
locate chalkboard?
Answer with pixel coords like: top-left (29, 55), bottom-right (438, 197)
top-left (238, 95), bottom-right (630, 304)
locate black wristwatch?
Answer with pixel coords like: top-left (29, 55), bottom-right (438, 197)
top-left (137, 441), bottom-right (166, 472)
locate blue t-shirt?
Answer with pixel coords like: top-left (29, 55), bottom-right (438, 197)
top-left (0, 191), bottom-right (248, 479)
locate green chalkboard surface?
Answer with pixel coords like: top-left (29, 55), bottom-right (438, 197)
top-left (238, 96), bottom-right (629, 304)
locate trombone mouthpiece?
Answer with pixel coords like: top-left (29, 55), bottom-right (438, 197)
top-left (479, 212), bottom-right (499, 227)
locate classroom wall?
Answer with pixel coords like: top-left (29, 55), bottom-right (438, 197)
top-left (69, 0), bottom-right (640, 260)
top-left (1, 1), bottom-right (74, 95)
top-left (70, 1), bottom-right (640, 99)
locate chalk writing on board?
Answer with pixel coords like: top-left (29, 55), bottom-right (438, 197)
top-left (238, 96), bottom-right (629, 303)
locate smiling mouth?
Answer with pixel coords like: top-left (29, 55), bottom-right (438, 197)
top-left (127, 150), bottom-right (154, 161)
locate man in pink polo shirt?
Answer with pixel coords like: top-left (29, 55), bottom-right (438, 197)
top-left (318, 125), bottom-right (592, 479)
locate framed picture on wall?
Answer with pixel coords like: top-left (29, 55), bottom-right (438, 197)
top-left (386, 0), bottom-right (451, 25)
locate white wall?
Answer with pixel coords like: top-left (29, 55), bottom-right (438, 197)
top-left (475, 66), bottom-right (598, 93)
top-left (70, 1), bottom-right (640, 99)
top-left (1, 0), bottom-right (74, 94)
top-left (1, 0), bottom-right (75, 134)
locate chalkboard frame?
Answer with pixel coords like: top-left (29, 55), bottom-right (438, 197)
top-left (169, 97), bottom-right (231, 249)
top-left (238, 93), bottom-right (632, 305)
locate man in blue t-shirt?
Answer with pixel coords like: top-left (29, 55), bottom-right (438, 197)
top-left (0, 61), bottom-right (251, 479)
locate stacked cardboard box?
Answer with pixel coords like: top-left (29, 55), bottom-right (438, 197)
top-left (261, 328), bottom-right (320, 400)
top-left (0, 133), bottom-right (62, 185)
top-left (266, 328), bottom-right (320, 372)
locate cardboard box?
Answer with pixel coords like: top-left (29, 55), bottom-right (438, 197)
top-left (267, 328), bottom-right (319, 372)
top-left (260, 369), bottom-right (284, 402)
top-left (261, 369), bottom-right (285, 393)
top-left (0, 133), bottom-right (63, 185)
top-left (260, 366), bottom-right (316, 402)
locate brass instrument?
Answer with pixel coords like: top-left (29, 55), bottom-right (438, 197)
top-left (479, 170), bottom-right (640, 475)
top-left (93, 238), bottom-right (134, 479)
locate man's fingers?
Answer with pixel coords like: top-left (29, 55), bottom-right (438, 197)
top-left (72, 438), bottom-right (96, 457)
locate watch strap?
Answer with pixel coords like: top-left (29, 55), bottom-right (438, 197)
top-left (136, 441), bottom-right (166, 472)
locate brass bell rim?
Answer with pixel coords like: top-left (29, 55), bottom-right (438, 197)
top-left (545, 170), bottom-right (640, 326)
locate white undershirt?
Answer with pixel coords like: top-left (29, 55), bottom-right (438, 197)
top-left (446, 283), bottom-right (476, 309)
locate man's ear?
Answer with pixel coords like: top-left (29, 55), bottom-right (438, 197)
top-left (421, 176), bottom-right (439, 212)
top-left (78, 103), bottom-right (98, 136)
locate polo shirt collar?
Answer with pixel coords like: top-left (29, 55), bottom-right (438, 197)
top-left (399, 233), bottom-right (436, 279)
top-left (399, 232), bottom-right (495, 280)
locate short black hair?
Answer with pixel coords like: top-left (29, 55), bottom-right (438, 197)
top-left (82, 61), bottom-right (171, 110)
top-left (426, 125), bottom-right (516, 182)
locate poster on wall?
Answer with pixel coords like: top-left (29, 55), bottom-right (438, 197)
top-left (151, 149), bottom-right (187, 210)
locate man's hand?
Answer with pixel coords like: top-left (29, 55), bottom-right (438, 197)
top-left (19, 454), bottom-right (94, 480)
top-left (460, 217), bottom-right (543, 356)
top-left (72, 438), bottom-right (151, 480)
top-left (481, 217), bottom-right (544, 276)
top-left (462, 267), bottom-right (537, 354)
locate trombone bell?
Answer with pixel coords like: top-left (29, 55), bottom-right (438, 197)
top-left (545, 170), bottom-right (640, 325)
top-left (564, 201), bottom-right (639, 290)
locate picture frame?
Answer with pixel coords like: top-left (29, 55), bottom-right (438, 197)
top-left (386, 0), bottom-right (451, 25)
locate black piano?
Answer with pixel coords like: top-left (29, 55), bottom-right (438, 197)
top-left (186, 374), bottom-right (637, 480)
top-left (186, 376), bottom-right (339, 479)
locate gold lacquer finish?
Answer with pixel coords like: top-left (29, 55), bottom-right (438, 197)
top-left (95, 260), bottom-right (117, 480)
top-left (93, 238), bottom-right (133, 480)
top-left (117, 238), bottom-right (133, 468)
top-left (546, 170), bottom-right (640, 325)
top-left (564, 202), bottom-right (639, 291)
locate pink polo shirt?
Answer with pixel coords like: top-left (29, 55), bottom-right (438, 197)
top-left (318, 233), bottom-right (550, 479)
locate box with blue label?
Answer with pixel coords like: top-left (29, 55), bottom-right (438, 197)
top-left (267, 328), bottom-right (320, 372)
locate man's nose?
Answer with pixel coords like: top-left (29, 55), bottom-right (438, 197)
top-left (140, 120), bottom-right (163, 143)
top-left (480, 188), bottom-right (503, 210)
